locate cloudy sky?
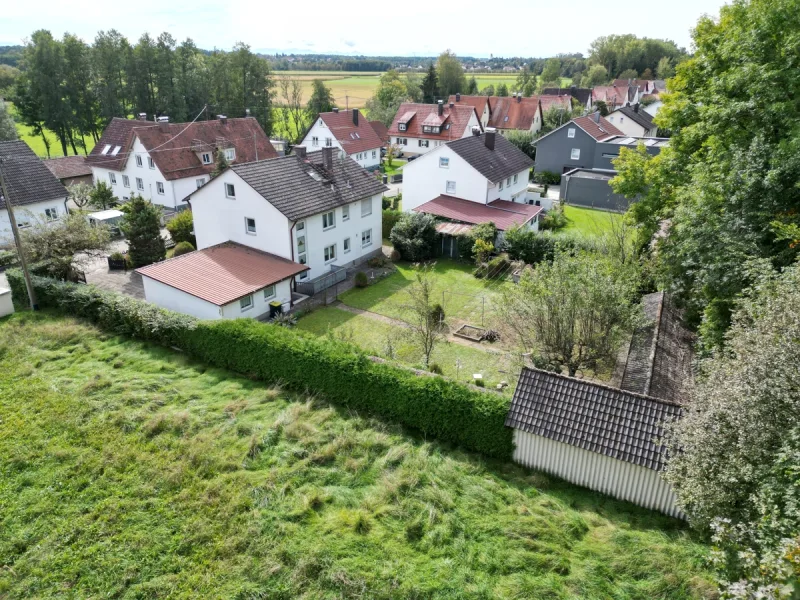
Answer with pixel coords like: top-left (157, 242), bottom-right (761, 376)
top-left (2, 0), bottom-right (728, 57)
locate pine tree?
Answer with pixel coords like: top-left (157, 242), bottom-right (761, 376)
top-left (421, 63), bottom-right (438, 103)
top-left (120, 195), bottom-right (165, 267)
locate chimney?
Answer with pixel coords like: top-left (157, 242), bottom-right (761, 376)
top-left (245, 108), bottom-right (251, 117)
top-left (634, 103), bottom-right (640, 113)
top-left (471, 125), bottom-right (481, 136)
top-left (593, 111), bottom-right (600, 123)
top-left (295, 145), bottom-right (307, 160)
top-left (516, 93), bottom-right (522, 103)
top-left (438, 99), bottom-right (443, 116)
top-left (512, 92), bottom-right (516, 98)
top-left (332, 107), bottom-right (339, 113)
top-left (455, 93), bottom-right (461, 102)
top-left (322, 146), bottom-right (334, 171)
top-left (217, 114), bottom-right (227, 124)
top-left (137, 112), bottom-right (147, 121)
top-left (449, 102), bottom-right (454, 109)
top-left (484, 127), bottom-right (496, 151)
top-left (157, 115), bottom-right (169, 132)
top-left (352, 108), bottom-right (359, 125)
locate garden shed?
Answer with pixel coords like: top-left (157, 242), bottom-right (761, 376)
top-left (506, 367), bottom-right (684, 518)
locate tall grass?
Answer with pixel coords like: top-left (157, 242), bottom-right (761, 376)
top-left (0, 312), bottom-right (716, 599)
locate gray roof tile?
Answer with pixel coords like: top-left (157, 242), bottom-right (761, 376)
top-left (447, 133), bottom-right (534, 184)
top-left (505, 367), bottom-right (683, 471)
top-left (0, 141), bottom-right (68, 208)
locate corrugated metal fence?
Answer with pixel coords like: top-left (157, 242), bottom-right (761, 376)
top-left (512, 429), bottom-right (684, 519)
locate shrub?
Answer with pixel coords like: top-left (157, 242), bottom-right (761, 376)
top-left (166, 210), bottom-right (196, 246)
top-left (540, 204), bottom-right (567, 231)
top-left (173, 241), bottom-right (195, 257)
top-left (0, 249), bottom-right (18, 268)
top-left (476, 253), bottom-right (510, 279)
top-left (532, 171), bottom-right (561, 185)
top-left (389, 212), bottom-right (437, 261)
top-left (109, 251), bottom-right (125, 261)
top-left (389, 248), bottom-right (401, 262)
top-left (120, 195), bottom-right (166, 267)
top-left (457, 221), bottom-right (497, 261)
top-left (272, 312), bottom-right (297, 328)
top-left (354, 271), bottom-right (369, 288)
top-left (472, 238), bottom-right (495, 266)
top-left (6, 270), bottom-right (514, 459)
top-left (367, 256), bottom-right (385, 268)
top-left (428, 303), bottom-right (445, 327)
top-left (428, 362), bottom-right (443, 375)
top-left (382, 209), bottom-right (402, 239)
top-left (382, 197), bottom-right (392, 210)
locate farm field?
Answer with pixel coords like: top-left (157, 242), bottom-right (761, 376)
top-left (0, 311), bottom-right (716, 598)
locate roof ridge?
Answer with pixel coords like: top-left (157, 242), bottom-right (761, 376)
top-left (520, 365), bottom-right (683, 407)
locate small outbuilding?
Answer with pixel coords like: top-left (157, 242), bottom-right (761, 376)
top-left (505, 367), bottom-right (684, 518)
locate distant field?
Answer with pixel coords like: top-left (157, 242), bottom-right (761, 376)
top-left (6, 102), bottom-right (95, 159)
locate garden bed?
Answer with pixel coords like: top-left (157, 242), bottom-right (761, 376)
top-left (454, 324), bottom-right (486, 342)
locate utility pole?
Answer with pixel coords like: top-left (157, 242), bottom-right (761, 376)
top-left (0, 158), bottom-right (39, 310)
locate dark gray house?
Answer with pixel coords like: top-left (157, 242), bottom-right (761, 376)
top-left (533, 114), bottom-right (625, 175)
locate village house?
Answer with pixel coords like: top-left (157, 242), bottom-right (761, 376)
top-left (447, 94), bottom-right (491, 128)
top-left (137, 147), bottom-right (388, 321)
top-left (44, 155), bottom-right (93, 188)
top-left (541, 86), bottom-right (593, 112)
top-left (450, 93), bottom-right (547, 135)
top-left (388, 101), bottom-right (480, 157)
top-left (606, 104), bottom-right (658, 137)
top-left (299, 109), bottom-right (383, 170)
top-left (591, 84), bottom-right (638, 111)
top-left (532, 114), bottom-right (625, 175)
top-left (87, 115), bottom-right (277, 211)
top-left (0, 140), bottom-right (68, 243)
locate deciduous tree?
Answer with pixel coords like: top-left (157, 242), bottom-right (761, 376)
top-left (436, 50), bottom-right (466, 97)
top-left (399, 264), bottom-right (447, 367)
top-left (306, 79), bottom-right (335, 120)
top-left (0, 102), bottom-right (17, 141)
top-left (88, 181), bottom-right (118, 210)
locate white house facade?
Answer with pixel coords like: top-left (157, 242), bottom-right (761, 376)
top-left (606, 105), bottom-right (657, 138)
top-left (300, 109), bottom-right (382, 170)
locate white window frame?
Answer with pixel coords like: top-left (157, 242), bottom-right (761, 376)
top-left (398, 123), bottom-right (407, 132)
top-left (439, 157), bottom-right (449, 168)
top-left (296, 220), bottom-right (305, 233)
top-left (296, 235), bottom-right (306, 254)
top-left (263, 285), bottom-right (276, 300)
top-left (445, 181), bottom-right (456, 195)
top-left (44, 207), bottom-right (59, 222)
top-left (361, 228), bottom-right (372, 248)
top-left (156, 181), bottom-right (165, 195)
top-left (419, 140), bottom-right (429, 148)
top-left (499, 180), bottom-right (504, 191)
top-left (148, 156), bottom-right (155, 169)
top-left (371, 150), bottom-right (376, 158)
top-left (570, 148), bottom-right (581, 160)
top-left (513, 174), bottom-right (518, 184)
top-left (325, 138), bottom-right (332, 147)
top-left (506, 177), bottom-right (511, 186)
top-left (123, 175), bottom-right (130, 188)
top-left (245, 217), bottom-right (256, 235)
top-left (322, 211), bottom-right (335, 230)
top-left (224, 148), bottom-right (236, 161)
top-left (136, 177), bottom-right (144, 191)
top-left (196, 178), bottom-right (205, 189)
top-left (225, 183), bottom-right (236, 198)
top-left (324, 243), bottom-right (336, 264)
top-left (136, 155), bottom-right (143, 167)
top-left (361, 198), bottom-right (372, 218)
top-left (311, 136), bottom-right (319, 146)
top-left (109, 173), bottom-right (116, 185)
top-left (298, 253), bottom-right (308, 279)
top-left (343, 237), bottom-right (351, 253)
top-left (240, 295), bottom-right (253, 312)
top-left (567, 128), bottom-right (576, 138)
top-left (342, 205), bottom-right (350, 221)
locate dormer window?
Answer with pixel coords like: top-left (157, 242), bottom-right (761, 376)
top-left (201, 152), bottom-right (212, 164)
top-left (422, 126), bottom-right (441, 134)
top-left (398, 123), bottom-right (407, 132)
top-left (224, 148), bottom-right (236, 161)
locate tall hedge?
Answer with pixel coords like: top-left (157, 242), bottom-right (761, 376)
top-left (6, 270), bottom-right (514, 458)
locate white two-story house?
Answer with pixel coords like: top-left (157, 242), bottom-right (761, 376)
top-left (136, 147), bottom-right (387, 321)
top-left (0, 140), bottom-right (69, 244)
top-left (299, 109), bottom-right (383, 170)
top-left (402, 129), bottom-right (541, 236)
top-left (87, 116), bottom-right (277, 211)
top-left (388, 101), bottom-right (481, 157)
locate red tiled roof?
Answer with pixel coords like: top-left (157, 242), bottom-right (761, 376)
top-left (318, 109), bottom-right (383, 155)
top-left (448, 95), bottom-right (489, 118)
top-left (537, 95), bottom-right (573, 112)
top-left (592, 86), bottom-right (630, 106)
top-left (44, 155), bottom-right (92, 180)
top-left (136, 242), bottom-right (307, 306)
top-left (572, 115), bottom-right (625, 140)
top-left (388, 103), bottom-right (478, 141)
top-left (88, 117), bottom-right (278, 180)
top-left (413, 195), bottom-right (542, 231)
top-left (369, 120), bottom-right (389, 144)
top-left (486, 96), bottom-right (542, 131)
top-left (612, 79), bottom-right (659, 93)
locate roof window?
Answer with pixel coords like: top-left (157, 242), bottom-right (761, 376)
top-left (100, 144), bottom-right (112, 155)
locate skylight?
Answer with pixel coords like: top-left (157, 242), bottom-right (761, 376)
top-left (100, 144), bottom-right (112, 155)
top-left (110, 146), bottom-right (121, 156)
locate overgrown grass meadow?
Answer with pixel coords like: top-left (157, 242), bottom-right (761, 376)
top-left (0, 312), bottom-right (715, 599)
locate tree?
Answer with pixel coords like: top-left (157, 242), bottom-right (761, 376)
top-left (88, 181), bottom-right (118, 210)
top-left (0, 102), bottom-right (18, 141)
top-left (664, 263), bottom-right (800, 595)
top-left (0, 64), bottom-right (21, 95)
top-left (655, 57), bottom-right (674, 79)
top-left (498, 251), bottom-right (640, 377)
top-left (67, 182), bottom-right (92, 209)
top-left (594, 100), bottom-right (609, 116)
top-left (480, 84), bottom-right (495, 97)
top-left (504, 130), bottom-right (535, 160)
top-left (19, 213), bottom-right (110, 280)
top-left (306, 79), bottom-right (335, 120)
top-left (399, 264), bottom-right (447, 367)
top-left (588, 34), bottom-right (687, 78)
top-left (211, 150), bottom-right (229, 177)
top-left (389, 212), bottom-right (437, 261)
top-left (583, 64), bottom-right (609, 87)
top-left (276, 75), bottom-right (309, 143)
top-left (436, 50), bottom-right (466, 97)
top-left (496, 83), bottom-right (509, 97)
top-left (611, 0), bottom-right (800, 348)
top-left (120, 195), bottom-right (165, 267)
top-left (165, 209), bottom-right (196, 246)
top-left (516, 65), bottom-right (533, 95)
top-left (641, 67), bottom-right (653, 80)
top-left (467, 76), bottom-right (478, 95)
top-left (365, 70), bottom-right (411, 126)
top-left (618, 68), bottom-right (638, 80)
top-left (421, 63), bottom-right (438, 103)
top-left (539, 57), bottom-right (561, 89)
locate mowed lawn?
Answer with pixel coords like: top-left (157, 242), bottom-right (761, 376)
top-left (562, 205), bottom-right (621, 237)
top-left (0, 312), bottom-right (716, 599)
top-left (6, 102), bottom-right (96, 159)
top-left (295, 305), bottom-right (521, 389)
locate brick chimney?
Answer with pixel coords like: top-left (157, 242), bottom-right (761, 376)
top-left (217, 114), bottom-right (227, 125)
top-left (484, 127), bottom-right (496, 151)
top-left (322, 146), bottom-right (334, 170)
top-left (332, 107), bottom-right (339, 113)
top-left (295, 145), bottom-right (307, 160)
top-left (516, 93), bottom-right (522, 103)
top-left (352, 108), bottom-right (359, 125)
top-left (438, 100), bottom-right (444, 116)
top-left (455, 93), bottom-right (461, 102)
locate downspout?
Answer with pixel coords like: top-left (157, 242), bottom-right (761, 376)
top-left (288, 220), bottom-right (297, 307)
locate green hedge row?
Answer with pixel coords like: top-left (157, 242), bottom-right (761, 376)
top-left (7, 270), bottom-right (514, 458)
